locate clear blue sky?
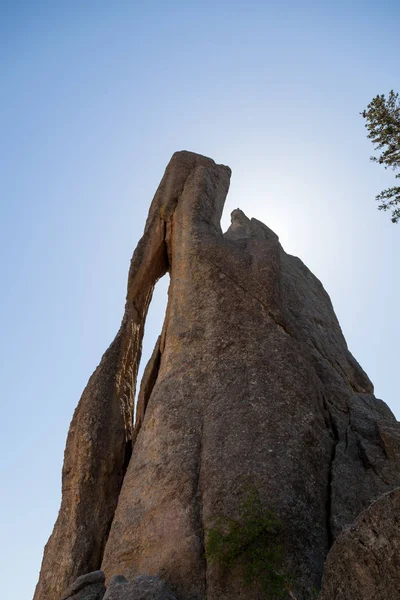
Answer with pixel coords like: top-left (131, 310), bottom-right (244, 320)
top-left (1, 2), bottom-right (399, 597)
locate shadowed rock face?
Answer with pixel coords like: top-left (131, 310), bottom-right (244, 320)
top-left (319, 488), bottom-right (400, 600)
top-left (60, 571), bottom-right (106, 600)
top-left (104, 575), bottom-right (177, 600)
top-left (34, 152), bottom-right (400, 600)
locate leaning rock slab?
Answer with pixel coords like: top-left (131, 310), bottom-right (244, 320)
top-left (319, 488), bottom-right (400, 599)
top-left (60, 570), bottom-right (106, 600)
top-left (103, 575), bottom-right (177, 600)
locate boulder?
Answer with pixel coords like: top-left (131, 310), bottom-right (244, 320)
top-left (60, 570), bottom-right (106, 600)
top-left (319, 488), bottom-right (400, 599)
top-left (104, 575), bottom-right (177, 600)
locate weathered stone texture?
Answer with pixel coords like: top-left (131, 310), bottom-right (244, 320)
top-left (34, 152), bottom-right (400, 600)
top-left (319, 488), bottom-right (400, 599)
top-left (104, 575), bottom-right (177, 600)
top-left (60, 571), bottom-right (106, 600)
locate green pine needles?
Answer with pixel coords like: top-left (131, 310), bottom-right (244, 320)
top-left (361, 90), bottom-right (400, 223)
top-left (205, 484), bottom-right (296, 599)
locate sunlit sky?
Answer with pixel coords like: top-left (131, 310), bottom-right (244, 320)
top-left (1, 2), bottom-right (399, 598)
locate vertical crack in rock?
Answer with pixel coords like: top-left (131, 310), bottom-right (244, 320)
top-left (318, 391), bottom-right (340, 551)
top-left (326, 415), bottom-right (339, 548)
top-left (193, 425), bottom-right (207, 600)
top-left (133, 336), bottom-right (162, 443)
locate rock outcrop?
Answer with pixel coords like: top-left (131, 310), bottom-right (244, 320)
top-left (34, 152), bottom-right (400, 600)
top-left (104, 575), bottom-right (177, 600)
top-left (319, 488), bottom-right (400, 599)
top-left (60, 573), bottom-right (177, 600)
top-left (60, 571), bottom-right (106, 600)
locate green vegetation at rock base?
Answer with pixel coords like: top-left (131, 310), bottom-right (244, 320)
top-left (205, 484), bottom-right (297, 599)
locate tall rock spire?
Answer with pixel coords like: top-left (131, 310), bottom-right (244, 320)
top-left (34, 152), bottom-right (400, 600)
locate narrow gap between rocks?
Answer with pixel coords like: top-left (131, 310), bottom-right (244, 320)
top-left (134, 273), bottom-right (170, 423)
top-left (98, 275), bottom-right (170, 572)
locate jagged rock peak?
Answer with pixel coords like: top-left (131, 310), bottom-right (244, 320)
top-left (34, 151), bottom-right (400, 600)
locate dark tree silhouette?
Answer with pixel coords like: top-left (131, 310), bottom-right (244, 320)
top-left (362, 90), bottom-right (400, 223)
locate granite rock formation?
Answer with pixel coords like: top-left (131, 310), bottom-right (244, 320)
top-left (104, 575), bottom-right (177, 600)
top-left (60, 571), bottom-right (106, 600)
top-left (34, 151), bottom-right (400, 600)
top-left (319, 488), bottom-right (400, 599)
